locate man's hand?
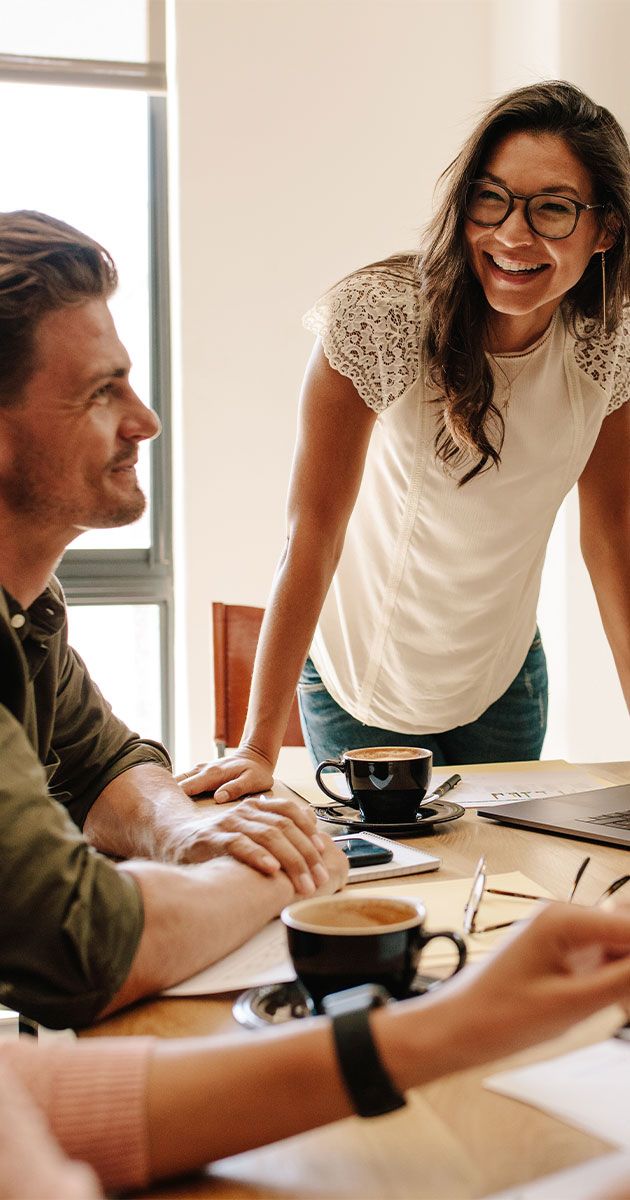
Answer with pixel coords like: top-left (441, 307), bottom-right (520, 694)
top-left (86, 766), bottom-right (346, 896)
top-left (176, 748), bottom-right (274, 803)
top-left (161, 795), bottom-right (348, 897)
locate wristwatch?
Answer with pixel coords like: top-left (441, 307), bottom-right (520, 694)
top-left (322, 984), bottom-right (407, 1119)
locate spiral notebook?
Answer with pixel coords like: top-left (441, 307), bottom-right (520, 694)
top-left (336, 831), bottom-right (441, 883)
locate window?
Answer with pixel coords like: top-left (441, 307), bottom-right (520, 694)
top-left (0, 5), bottom-right (173, 747)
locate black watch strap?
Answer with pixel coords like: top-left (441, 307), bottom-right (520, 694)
top-left (329, 998), bottom-right (406, 1119)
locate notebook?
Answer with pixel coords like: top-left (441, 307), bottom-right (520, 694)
top-left (478, 782), bottom-right (630, 849)
top-left (335, 830), bottom-right (441, 883)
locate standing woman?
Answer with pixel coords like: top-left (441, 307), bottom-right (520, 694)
top-left (182, 81), bottom-right (630, 801)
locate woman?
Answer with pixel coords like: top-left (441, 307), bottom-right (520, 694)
top-left (2, 902), bottom-right (630, 1196)
top-left (182, 80), bottom-right (630, 801)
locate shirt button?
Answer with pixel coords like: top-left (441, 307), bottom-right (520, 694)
top-left (10, 614), bottom-right (26, 629)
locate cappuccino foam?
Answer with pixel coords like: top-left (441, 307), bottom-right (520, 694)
top-left (346, 746), bottom-right (430, 762)
top-left (288, 898), bottom-right (420, 932)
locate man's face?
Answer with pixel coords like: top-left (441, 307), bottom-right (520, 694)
top-left (0, 299), bottom-right (160, 540)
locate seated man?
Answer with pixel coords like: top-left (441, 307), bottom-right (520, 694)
top-left (0, 209), bottom-right (347, 1030)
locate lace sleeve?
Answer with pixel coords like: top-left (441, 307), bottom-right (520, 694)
top-left (573, 307), bottom-right (630, 416)
top-left (303, 268), bottom-right (423, 412)
top-left (609, 309), bottom-right (630, 415)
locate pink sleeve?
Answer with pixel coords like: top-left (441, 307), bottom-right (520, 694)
top-left (0, 1058), bottom-right (102, 1199)
top-left (0, 1037), bottom-right (154, 1193)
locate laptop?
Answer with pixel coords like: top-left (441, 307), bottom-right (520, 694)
top-left (478, 783), bottom-right (630, 849)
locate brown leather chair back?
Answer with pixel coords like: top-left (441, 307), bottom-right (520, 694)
top-left (212, 602), bottom-right (304, 756)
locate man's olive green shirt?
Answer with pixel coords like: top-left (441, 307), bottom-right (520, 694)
top-left (0, 580), bottom-right (171, 1029)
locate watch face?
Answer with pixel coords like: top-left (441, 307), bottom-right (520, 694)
top-left (322, 983), bottom-right (392, 1017)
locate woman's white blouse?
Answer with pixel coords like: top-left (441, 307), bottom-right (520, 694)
top-left (303, 268), bottom-right (630, 733)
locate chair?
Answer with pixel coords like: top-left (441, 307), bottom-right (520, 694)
top-left (212, 602), bottom-right (305, 757)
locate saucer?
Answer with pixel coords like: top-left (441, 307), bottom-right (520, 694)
top-left (314, 797), bottom-right (464, 836)
top-left (233, 975), bottom-right (440, 1028)
top-left (233, 981), bottom-right (314, 1029)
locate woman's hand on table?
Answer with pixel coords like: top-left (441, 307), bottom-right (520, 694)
top-left (177, 747), bottom-right (274, 803)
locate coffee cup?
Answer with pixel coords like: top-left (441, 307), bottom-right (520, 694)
top-left (315, 746), bottom-right (432, 823)
top-left (281, 893), bottom-right (466, 1012)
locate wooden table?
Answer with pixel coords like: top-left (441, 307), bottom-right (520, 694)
top-left (82, 762), bottom-right (630, 1199)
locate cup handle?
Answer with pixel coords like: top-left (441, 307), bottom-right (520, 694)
top-left (315, 760), bottom-right (346, 802)
top-left (417, 930), bottom-right (467, 978)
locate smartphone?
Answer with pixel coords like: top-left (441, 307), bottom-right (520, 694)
top-left (334, 836), bottom-right (394, 868)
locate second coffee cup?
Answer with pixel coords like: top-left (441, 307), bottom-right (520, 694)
top-left (282, 893), bottom-right (466, 1011)
top-left (315, 746), bottom-right (432, 823)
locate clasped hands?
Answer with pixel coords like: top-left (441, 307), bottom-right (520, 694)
top-left (164, 788), bottom-right (348, 898)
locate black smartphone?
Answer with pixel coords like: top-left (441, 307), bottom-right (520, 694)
top-left (335, 836), bottom-right (394, 868)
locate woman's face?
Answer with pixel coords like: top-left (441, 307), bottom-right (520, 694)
top-left (464, 130), bottom-right (612, 348)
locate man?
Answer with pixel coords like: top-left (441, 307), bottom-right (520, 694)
top-left (0, 210), bottom-right (347, 1030)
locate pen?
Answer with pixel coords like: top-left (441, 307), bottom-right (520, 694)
top-left (428, 773), bottom-right (462, 800)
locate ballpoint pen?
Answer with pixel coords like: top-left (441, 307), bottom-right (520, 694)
top-left (427, 773), bottom-right (462, 801)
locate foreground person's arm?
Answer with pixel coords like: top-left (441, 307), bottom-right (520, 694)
top-left (6, 903), bottom-right (630, 1194)
top-left (145, 902), bottom-right (630, 1171)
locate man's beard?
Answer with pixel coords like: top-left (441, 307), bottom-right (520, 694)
top-left (0, 443), bottom-right (146, 530)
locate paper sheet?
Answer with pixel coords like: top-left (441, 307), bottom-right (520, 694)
top-left (293, 761), bottom-right (616, 810)
top-left (165, 871), bottom-right (551, 996)
top-left (486, 1151), bottom-right (630, 1200)
top-left (485, 1039), bottom-right (630, 1149)
top-left (437, 761), bottom-right (616, 808)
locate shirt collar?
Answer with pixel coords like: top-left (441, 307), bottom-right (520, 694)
top-left (2, 583), bottom-right (65, 646)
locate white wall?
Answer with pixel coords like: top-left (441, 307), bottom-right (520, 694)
top-left (168, 0), bottom-right (628, 769)
top-left (536, 0), bottom-right (630, 760)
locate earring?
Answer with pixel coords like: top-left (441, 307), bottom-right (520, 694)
top-left (601, 251), bottom-right (607, 334)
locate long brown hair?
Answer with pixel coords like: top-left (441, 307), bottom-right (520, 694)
top-left (419, 80), bottom-right (630, 483)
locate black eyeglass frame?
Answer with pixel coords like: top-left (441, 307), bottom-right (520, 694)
top-left (463, 854), bottom-right (630, 936)
top-left (464, 179), bottom-right (605, 240)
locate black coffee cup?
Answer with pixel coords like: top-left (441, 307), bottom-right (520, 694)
top-left (315, 746), bottom-right (432, 823)
top-left (281, 894), bottom-right (466, 1012)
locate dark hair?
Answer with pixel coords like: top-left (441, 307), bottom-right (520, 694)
top-left (418, 80), bottom-right (630, 483)
top-left (0, 210), bottom-right (117, 407)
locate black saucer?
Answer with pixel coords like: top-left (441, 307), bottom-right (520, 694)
top-left (233, 975), bottom-right (440, 1028)
top-left (313, 797), bottom-right (464, 836)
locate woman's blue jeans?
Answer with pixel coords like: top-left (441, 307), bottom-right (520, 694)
top-left (297, 632), bottom-right (548, 768)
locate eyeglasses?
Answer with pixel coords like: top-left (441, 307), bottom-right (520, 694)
top-left (464, 179), bottom-right (605, 240)
top-left (463, 854), bottom-right (630, 936)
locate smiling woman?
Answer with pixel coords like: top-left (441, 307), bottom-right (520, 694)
top-left (179, 79), bottom-right (630, 805)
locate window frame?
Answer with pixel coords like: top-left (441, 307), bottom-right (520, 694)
top-left (0, 51), bottom-right (174, 748)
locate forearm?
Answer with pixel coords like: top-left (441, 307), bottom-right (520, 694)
top-left (146, 908), bottom-right (630, 1174)
top-left (582, 535), bottom-right (630, 708)
top-left (84, 763), bottom-right (201, 859)
top-left (243, 526), bottom-right (342, 762)
top-left (101, 857), bottom-right (295, 1014)
top-left (146, 994), bottom-right (463, 1175)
